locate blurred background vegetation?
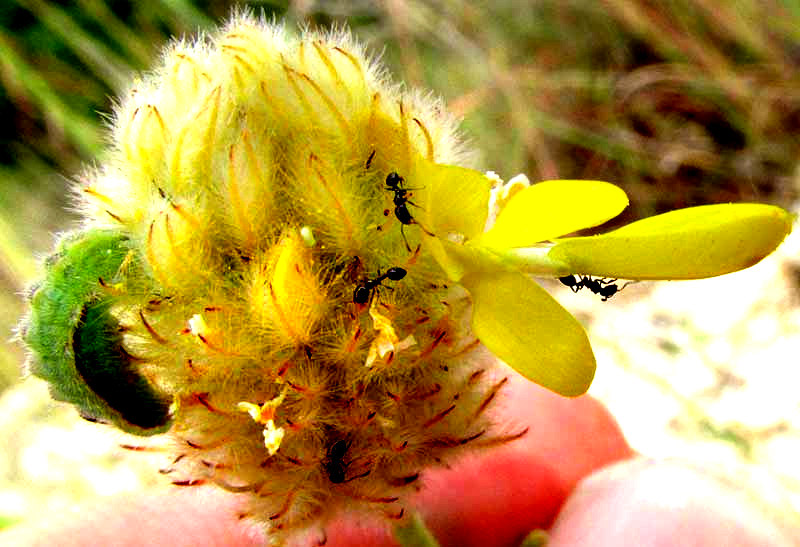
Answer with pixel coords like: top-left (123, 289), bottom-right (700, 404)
top-left (1, 0), bottom-right (798, 534)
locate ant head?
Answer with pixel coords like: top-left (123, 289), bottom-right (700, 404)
top-left (385, 172), bottom-right (404, 189)
top-left (385, 267), bottom-right (407, 281)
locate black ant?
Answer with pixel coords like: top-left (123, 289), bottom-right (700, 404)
top-left (385, 172), bottom-right (434, 251)
top-left (322, 439), bottom-right (349, 484)
top-left (559, 275), bottom-right (631, 301)
top-left (322, 437), bottom-right (371, 484)
top-left (353, 267), bottom-right (407, 305)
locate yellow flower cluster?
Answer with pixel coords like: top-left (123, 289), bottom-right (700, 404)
top-left (21, 14), bottom-right (522, 542)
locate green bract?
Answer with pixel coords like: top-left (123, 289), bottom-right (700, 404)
top-left (20, 230), bottom-right (172, 435)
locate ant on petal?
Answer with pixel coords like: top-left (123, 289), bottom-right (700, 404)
top-left (559, 275), bottom-right (631, 301)
top-left (385, 172), bottom-right (434, 251)
top-left (353, 267), bottom-right (407, 305)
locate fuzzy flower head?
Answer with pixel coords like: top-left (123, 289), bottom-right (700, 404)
top-left (17, 13), bottom-right (791, 545)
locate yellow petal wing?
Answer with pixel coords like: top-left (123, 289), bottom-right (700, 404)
top-left (548, 203), bottom-right (793, 280)
top-left (414, 160), bottom-right (491, 240)
top-left (461, 271), bottom-right (596, 397)
top-left (479, 180), bottom-right (629, 248)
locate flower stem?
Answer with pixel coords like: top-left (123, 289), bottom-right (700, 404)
top-left (499, 245), bottom-right (570, 276)
top-left (393, 512), bottom-right (440, 547)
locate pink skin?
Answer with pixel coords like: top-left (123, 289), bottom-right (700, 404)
top-left (1, 373), bottom-right (794, 546)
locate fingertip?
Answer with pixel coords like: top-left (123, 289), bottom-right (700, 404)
top-left (548, 458), bottom-right (797, 547)
top-left (0, 486), bottom-right (265, 547)
top-left (498, 374), bottom-right (634, 490)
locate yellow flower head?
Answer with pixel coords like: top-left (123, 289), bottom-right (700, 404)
top-left (20, 14), bottom-right (505, 542)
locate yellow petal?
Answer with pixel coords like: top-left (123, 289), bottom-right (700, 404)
top-left (461, 271), bottom-right (596, 397)
top-left (479, 180), bottom-right (629, 248)
top-left (366, 302), bottom-right (400, 367)
top-left (237, 401), bottom-right (263, 422)
top-left (428, 239), bottom-right (506, 282)
top-left (423, 236), bottom-right (465, 281)
top-left (548, 203), bottom-right (793, 280)
top-left (414, 160), bottom-right (491, 240)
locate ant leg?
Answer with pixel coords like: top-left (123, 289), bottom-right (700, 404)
top-left (413, 220), bottom-right (435, 237)
top-left (400, 224), bottom-right (412, 252)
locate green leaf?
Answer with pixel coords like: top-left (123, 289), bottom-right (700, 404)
top-left (461, 271), bottom-right (596, 397)
top-left (414, 160), bottom-right (491, 240)
top-left (479, 180), bottom-right (629, 248)
top-left (548, 203), bottom-right (793, 280)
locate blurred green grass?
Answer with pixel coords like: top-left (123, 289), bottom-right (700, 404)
top-left (0, 0), bottom-right (799, 530)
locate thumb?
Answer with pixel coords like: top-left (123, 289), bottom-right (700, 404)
top-left (548, 457), bottom-right (797, 547)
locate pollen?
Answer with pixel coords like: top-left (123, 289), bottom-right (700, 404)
top-left (238, 401), bottom-right (285, 455)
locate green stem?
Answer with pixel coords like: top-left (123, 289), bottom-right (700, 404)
top-left (520, 529), bottom-right (550, 546)
top-left (394, 512), bottom-right (440, 547)
top-left (435, 239), bottom-right (569, 282)
top-left (496, 245), bottom-right (570, 276)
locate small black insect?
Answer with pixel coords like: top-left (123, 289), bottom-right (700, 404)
top-left (353, 267), bottom-right (407, 305)
top-left (321, 437), bottom-right (371, 484)
top-left (559, 275), bottom-right (631, 301)
top-left (323, 439), bottom-right (349, 484)
top-left (385, 172), bottom-right (434, 251)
